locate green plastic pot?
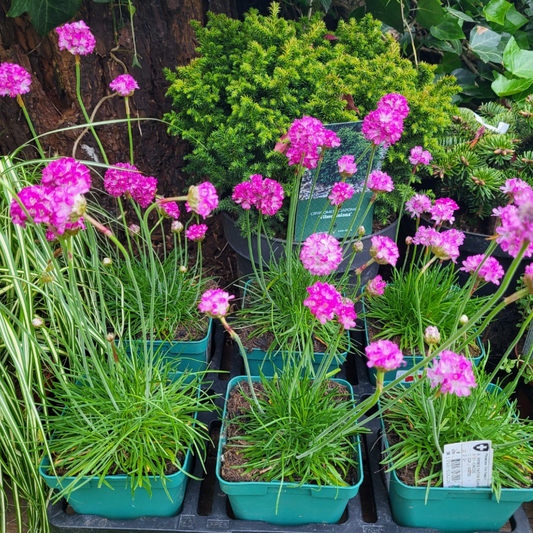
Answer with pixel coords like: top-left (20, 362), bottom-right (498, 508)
top-left (216, 375), bottom-right (363, 525)
top-left (381, 385), bottom-right (533, 533)
top-left (119, 318), bottom-right (212, 373)
top-left (39, 448), bottom-right (193, 520)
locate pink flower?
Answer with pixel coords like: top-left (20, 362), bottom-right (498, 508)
top-left (186, 224), bottom-right (208, 241)
top-left (109, 74), bottom-right (139, 96)
top-left (362, 106), bottom-right (404, 147)
top-left (525, 264), bottom-right (533, 277)
top-left (41, 158), bottom-right (91, 196)
top-left (378, 93), bottom-right (409, 119)
top-left (431, 229), bottom-right (464, 263)
top-left (10, 185), bottom-right (52, 227)
top-left (255, 178), bottom-right (284, 216)
top-left (429, 198), bottom-right (459, 225)
top-left (412, 226), bottom-right (438, 247)
top-left (405, 194), bottom-right (432, 218)
top-left (501, 179), bottom-right (532, 203)
top-left (232, 181), bottom-right (255, 210)
top-left (303, 281), bottom-right (343, 325)
top-left (129, 175), bottom-right (157, 208)
top-left (285, 116), bottom-right (340, 169)
top-left (524, 264), bottom-right (533, 293)
top-left (186, 182), bottom-right (219, 219)
top-left (104, 162), bottom-right (139, 198)
top-left (56, 21), bottom-right (96, 56)
top-left (424, 326), bottom-right (441, 345)
top-left (329, 182), bottom-right (355, 206)
top-left (409, 146), bottom-right (432, 166)
top-left (128, 224), bottom-right (141, 236)
top-left (199, 289), bottom-right (235, 318)
top-left (370, 235), bottom-right (399, 266)
top-left (300, 233), bottom-right (343, 276)
top-left (365, 275), bottom-right (386, 297)
top-left (337, 298), bottom-right (356, 329)
top-left (0, 63), bottom-right (31, 97)
top-left (367, 170), bottom-right (394, 193)
top-left (158, 200), bottom-right (180, 219)
top-left (365, 340), bottom-right (405, 372)
top-left (495, 192), bottom-right (533, 258)
top-left (337, 155), bottom-right (357, 176)
top-left (460, 255), bottom-right (505, 285)
top-left (427, 351), bottom-right (477, 397)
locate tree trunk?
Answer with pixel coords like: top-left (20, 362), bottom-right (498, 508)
top-left (0, 0), bottom-right (238, 195)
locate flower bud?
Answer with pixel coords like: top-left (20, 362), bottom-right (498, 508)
top-left (424, 326), bottom-right (440, 345)
top-left (352, 241), bottom-right (364, 253)
top-left (460, 315), bottom-right (469, 325)
top-left (171, 220), bottom-right (184, 234)
top-left (405, 236), bottom-right (413, 246)
top-left (102, 257), bottom-right (113, 267)
top-left (32, 317), bottom-right (44, 328)
top-left (358, 226), bottom-right (366, 237)
top-left (128, 224), bottom-right (141, 237)
top-left (179, 265), bottom-right (188, 273)
top-left (106, 333), bottom-right (115, 342)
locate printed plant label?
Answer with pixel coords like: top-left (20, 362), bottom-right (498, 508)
top-left (442, 440), bottom-right (493, 488)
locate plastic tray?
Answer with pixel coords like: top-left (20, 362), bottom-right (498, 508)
top-left (46, 323), bottom-right (533, 533)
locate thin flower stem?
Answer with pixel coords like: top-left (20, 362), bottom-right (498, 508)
top-left (16, 95), bottom-right (45, 158)
top-left (428, 397), bottom-right (444, 457)
top-left (75, 59), bottom-right (108, 165)
top-left (125, 96), bottom-right (134, 165)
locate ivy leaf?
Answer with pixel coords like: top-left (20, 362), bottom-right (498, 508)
top-left (469, 26), bottom-right (503, 63)
top-left (8, 0), bottom-right (82, 36)
top-left (491, 72), bottom-right (533, 96)
top-left (483, 0), bottom-right (512, 26)
top-left (416, 0), bottom-right (445, 30)
top-left (490, 6), bottom-right (529, 35)
top-left (365, 0), bottom-right (403, 31)
top-left (445, 7), bottom-right (474, 23)
top-left (503, 37), bottom-right (533, 79)
top-left (430, 14), bottom-right (465, 41)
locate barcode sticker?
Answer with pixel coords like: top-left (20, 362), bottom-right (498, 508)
top-left (442, 440), bottom-right (493, 488)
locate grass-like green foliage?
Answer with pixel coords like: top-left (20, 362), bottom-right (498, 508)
top-left (100, 246), bottom-right (210, 340)
top-left (429, 99), bottom-right (533, 221)
top-left (381, 368), bottom-right (533, 499)
top-left (46, 356), bottom-right (213, 499)
top-left (224, 367), bottom-right (361, 485)
top-left (164, 3), bottom-right (459, 230)
top-left (235, 254), bottom-right (349, 356)
top-left (363, 262), bottom-right (489, 354)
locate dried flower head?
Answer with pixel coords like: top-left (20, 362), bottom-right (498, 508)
top-left (0, 63), bottom-right (31, 97)
top-left (56, 21), bottom-right (96, 56)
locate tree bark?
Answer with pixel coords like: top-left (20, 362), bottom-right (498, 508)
top-left (0, 0), bottom-right (238, 195)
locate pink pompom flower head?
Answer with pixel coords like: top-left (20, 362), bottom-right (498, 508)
top-left (129, 175), bottom-right (157, 208)
top-left (426, 351), bottom-right (477, 397)
top-left (409, 146), bottom-right (432, 166)
top-left (157, 199), bottom-right (180, 219)
top-left (337, 155), bottom-right (357, 177)
top-left (460, 255), bottom-right (504, 285)
top-left (378, 93), bottom-right (410, 119)
top-left (56, 21), bottom-right (96, 56)
top-left (493, 197), bottom-right (533, 259)
top-left (109, 74), bottom-right (139, 97)
top-left (303, 281), bottom-right (343, 325)
top-left (186, 224), bottom-right (208, 241)
top-left (367, 170), bottom-right (394, 193)
top-left (232, 175), bottom-right (284, 215)
top-left (405, 193), bottom-right (432, 219)
top-left (199, 289), bottom-right (235, 319)
top-left (501, 178), bottom-right (532, 203)
top-left (431, 229), bottom-right (464, 263)
top-left (362, 94), bottom-right (408, 148)
top-left (41, 157), bottom-right (91, 196)
top-left (365, 275), bottom-right (386, 297)
top-left (337, 298), bottom-right (357, 329)
top-left (524, 264), bottom-right (533, 294)
top-left (429, 198), bottom-right (459, 225)
top-left (104, 162), bottom-right (139, 198)
top-left (412, 226), bottom-right (438, 247)
top-left (186, 182), bottom-right (219, 219)
top-left (285, 116), bottom-right (340, 170)
top-left (300, 233), bottom-right (343, 276)
top-left (0, 63), bottom-right (31, 97)
top-left (365, 339), bottom-right (405, 372)
top-left (370, 235), bottom-right (399, 266)
top-left (329, 182), bottom-right (355, 206)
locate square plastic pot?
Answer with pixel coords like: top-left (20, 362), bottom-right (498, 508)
top-left (119, 318), bottom-right (212, 374)
top-left (216, 375), bottom-right (363, 526)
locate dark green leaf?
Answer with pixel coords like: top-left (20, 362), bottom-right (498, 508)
top-left (491, 72), bottom-right (533, 96)
top-left (483, 0), bottom-right (512, 26)
top-left (430, 14), bottom-right (465, 40)
top-left (434, 52), bottom-right (462, 74)
top-left (514, 30), bottom-right (531, 49)
top-left (423, 35), bottom-right (460, 54)
top-left (416, 0), bottom-right (445, 30)
top-left (365, 0), bottom-right (403, 31)
top-left (503, 37), bottom-right (533, 79)
top-left (502, 6), bottom-right (528, 33)
top-left (451, 67), bottom-right (477, 89)
top-left (348, 6), bottom-right (365, 18)
top-left (92, 0), bottom-right (112, 3)
top-left (8, 0), bottom-right (82, 35)
top-left (445, 7), bottom-right (474, 22)
top-left (469, 25), bottom-right (503, 63)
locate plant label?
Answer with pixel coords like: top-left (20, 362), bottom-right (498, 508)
top-left (442, 440), bottom-right (493, 488)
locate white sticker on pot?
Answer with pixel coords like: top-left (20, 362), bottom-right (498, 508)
top-left (442, 440), bottom-right (493, 488)
top-left (395, 369), bottom-right (423, 382)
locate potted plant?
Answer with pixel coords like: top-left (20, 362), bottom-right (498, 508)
top-left (164, 3), bottom-right (459, 237)
top-left (380, 354), bottom-right (533, 533)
